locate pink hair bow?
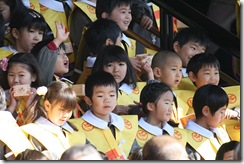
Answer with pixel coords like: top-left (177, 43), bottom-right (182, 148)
top-left (0, 58), bottom-right (9, 71)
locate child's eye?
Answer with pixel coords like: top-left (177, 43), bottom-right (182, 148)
top-left (119, 63), bottom-right (125, 66)
top-left (110, 94), bottom-right (115, 97)
top-left (39, 31), bottom-right (44, 35)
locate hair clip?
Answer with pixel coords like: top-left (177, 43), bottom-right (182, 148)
top-left (29, 11), bottom-right (41, 18)
top-left (0, 58), bottom-right (9, 71)
top-left (36, 86), bottom-right (48, 96)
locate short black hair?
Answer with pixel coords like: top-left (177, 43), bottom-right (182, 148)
top-left (85, 71), bottom-right (118, 99)
top-left (216, 141), bottom-right (239, 160)
top-left (193, 84), bottom-right (229, 119)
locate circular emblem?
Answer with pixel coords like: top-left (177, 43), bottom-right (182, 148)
top-left (174, 130), bottom-right (182, 139)
top-left (192, 132), bottom-right (203, 142)
top-left (30, 3), bottom-right (35, 10)
top-left (136, 130), bottom-right (148, 141)
top-left (132, 88), bottom-right (139, 94)
top-left (124, 119), bottom-right (132, 129)
top-left (228, 94), bottom-right (237, 104)
top-left (40, 4), bottom-right (48, 11)
top-left (82, 122), bottom-right (94, 131)
top-left (87, 6), bottom-right (95, 14)
top-left (234, 124), bottom-right (240, 130)
top-left (187, 97), bottom-right (193, 108)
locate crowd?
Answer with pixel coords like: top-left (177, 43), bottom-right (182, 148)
top-left (0, 0), bottom-right (240, 161)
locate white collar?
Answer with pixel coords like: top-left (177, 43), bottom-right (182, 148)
top-left (138, 117), bottom-right (174, 136)
top-left (86, 56), bottom-right (97, 67)
top-left (182, 68), bottom-right (188, 77)
top-left (2, 46), bottom-right (18, 54)
top-left (121, 33), bottom-right (131, 47)
top-left (35, 116), bottom-right (74, 134)
top-left (185, 120), bottom-right (219, 139)
top-left (22, 0), bottom-right (30, 8)
top-left (39, 0), bottom-right (73, 12)
top-left (119, 83), bottom-right (133, 95)
top-left (77, 0), bottom-right (96, 7)
top-left (82, 110), bottom-right (124, 131)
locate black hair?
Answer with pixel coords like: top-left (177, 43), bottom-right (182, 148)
top-left (0, 13), bottom-right (4, 46)
top-left (216, 140), bottom-right (239, 160)
top-left (96, 0), bottom-right (132, 19)
top-left (6, 52), bottom-right (42, 88)
top-left (172, 27), bottom-right (209, 50)
top-left (193, 84), bottom-right (229, 119)
top-left (9, 8), bottom-right (47, 37)
top-left (85, 71), bottom-right (118, 100)
top-left (84, 18), bottom-right (122, 55)
top-left (186, 52), bottom-right (220, 86)
top-left (92, 45), bottom-right (137, 88)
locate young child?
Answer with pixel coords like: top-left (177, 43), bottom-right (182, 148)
top-left (74, 18), bottom-right (122, 84)
top-left (2, 53), bottom-right (42, 126)
top-left (185, 84), bottom-right (230, 160)
top-left (15, 149), bottom-right (50, 160)
top-left (92, 45), bottom-right (153, 114)
top-left (216, 140), bottom-right (239, 160)
top-left (172, 27), bottom-right (209, 90)
top-left (31, 21), bottom-right (71, 87)
top-left (131, 82), bottom-right (186, 148)
top-left (68, 71), bottom-right (138, 160)
top-left (128, 147), bottom-right (143, 160)
top-left (20, 81), bottom-right (86, 159)
top-left (186, 52), bottom-right (240, 141)
top-left (0, 0), bottom-right (27, 47)
top-left (0, 8), bottom-right (47, 55)
top-left (96, 0), bottom-right (148, 76)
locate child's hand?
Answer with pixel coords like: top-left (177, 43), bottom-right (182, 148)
top-left (142, 61), bottom-right (154, 80)
top-left (26, 87), bottom-right (37, 108)
top-left (8, 87), bottom-right (18, 113)
top-left (53, 21), bottom-right (70, 47)
top-left (225, 108), bottom-right (238, 119)
top-left (129, 57), bottom-right (143, 72)
top-left (140, 15), bottom-right (153, 30)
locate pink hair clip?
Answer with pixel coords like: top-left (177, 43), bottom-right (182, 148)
top-left (0, 58), bottom-right (9, 71)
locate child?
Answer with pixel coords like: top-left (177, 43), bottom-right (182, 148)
top-left (15, 149), bottom-right (50, 160)
top-left (60, 144), bottom-right (103, 160)
top-left (31, 21), bottom-right (71, 86)
top-left (92, 45), bottom-right (152, 114)
top-left (20, 81), bottom-right (86, 159)
top-left (143, 135), bottom-right (189, 160)
top-left (216, 140), bottom-right (239, 160)
top-left (0, 0), bottom-right (27, 46)
top-left (172, 27), bottom-right (209, 90)
top-left (96, 0), bottom-right (148, 76)
top-left (68, 71), bottom-right (138, 160)
top-left (130, 82), bottom-right (186, 147)
top-left (128, 147), bottom-right (143, 160)
top-left (74, 18), bottom-right (122, 84)
top-left (151, 50), bottom-right (182, 89)
top-left (2, 53), bottom-right (42, 126)
top-left (0, 8), bottom-right (47, 55)
top-left (185, 84), bottom-right (230, 160)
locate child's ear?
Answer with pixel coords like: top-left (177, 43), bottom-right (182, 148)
top-left (11, 28), bottom-right (20, 39)
top-left (44, 100), bottom-right (51, 112)
top-left (84, 96), bottom-right (92, 106)
top-left (105, 38), bottom-right (113, 46)
top-left (153, 67), bottom-right (161, 79)
top-left (31, 75), bottom-right (37, 82)
top-left (188, 71), bottom-right (197, 82)
top-left (101, 12), bottom-right (109, 18)
top-left (202, 106), bottom-right (210, 116)
top-left (173, 41), bottom-right (180, 52)
top-left (147, 102), bottom-right (155, 112)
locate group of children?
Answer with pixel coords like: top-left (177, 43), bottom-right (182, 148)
top-left (0, 0), bottom-right (240, 161)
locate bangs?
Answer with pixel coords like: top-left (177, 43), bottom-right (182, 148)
top-left (29, 20), bottom-right (47, 32)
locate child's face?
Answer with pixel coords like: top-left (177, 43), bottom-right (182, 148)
top-left (0, 1), bottom-right (10, 23)
top-left (174, 41), bottom-right (206, 67)
top-left (54, 48), bottom-right (69, 75)
top-left (157, 57), bottom-right (182, 88)
top-left (103, 61), bottom-right (127, 85)
top-left (189, 65), bottom-right (220, 88)
top-left (45, 101), bottom-right (73, 126)
top-left (223, 150), bottom-right (235, 160)
top-left (7, 64), bottom-right (36, 87)
top-left (15, 27), bottom-right (43, 52)
top-left (115, 33), bottom-right (122, 46)
top-left (149, 91), bottom-right (174, 123)
top-left (108, 4), bottom-right (132, 31)
top-left (90, 85), bottom-right (117, 119)
top-left (206, 105), bottom-right (226, 128)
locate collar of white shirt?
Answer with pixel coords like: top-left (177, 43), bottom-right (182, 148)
top-left (119, 83), bottom-right (133, 95)
top-left (82, 110), bottom-right (124, 131)
top-left (121, 33), bottom-right (132, 47)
